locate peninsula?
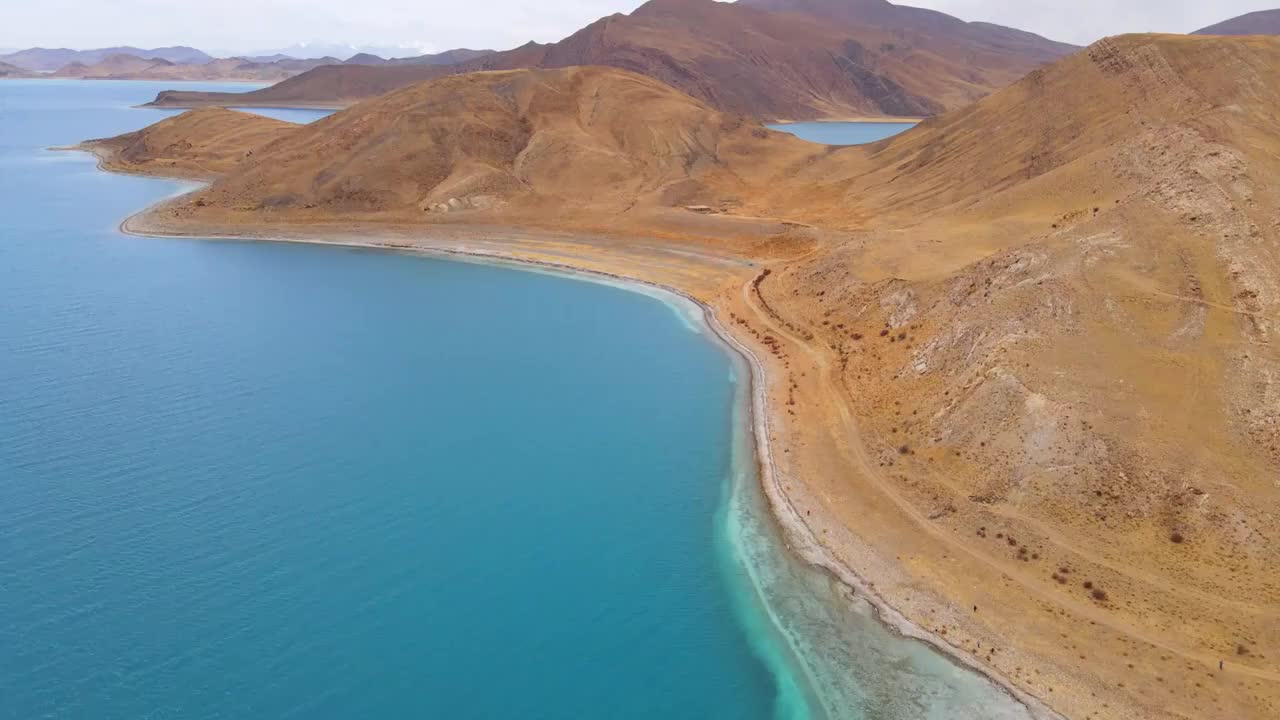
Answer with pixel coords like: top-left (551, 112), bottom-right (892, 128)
top-left (81, 32), bottom-right (1280, 720)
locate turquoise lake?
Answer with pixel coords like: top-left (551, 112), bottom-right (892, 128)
top-left (0, 80), bottom-right (1030, 719)
top-left (767, 122), bottom-right (914, 146)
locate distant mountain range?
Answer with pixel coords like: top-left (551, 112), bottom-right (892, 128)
top-left (146, 0), bottom-right (1079, 119)
top-left (0, 45), bottom-right (496, 83)
top-left (1193, 9), bottom-right (1280, 35)
top-left (0, 46), bottom-right (214, 71)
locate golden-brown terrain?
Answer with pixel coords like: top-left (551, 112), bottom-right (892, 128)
top-left (81, 108), bottom-right (298, 180)
top-left (82, 34), bottom-right (1280, 720)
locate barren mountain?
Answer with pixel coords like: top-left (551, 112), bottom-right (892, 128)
top-left (1193, 8), bottom-right (1280, 35)
top-left (85, 34), bottom-right (1280, 720)
top-left (144, 0), bottom-right (1074, 119)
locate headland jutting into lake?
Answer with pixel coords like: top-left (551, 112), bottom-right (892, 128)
top-left (53, 30), bottom-right (1280, 720)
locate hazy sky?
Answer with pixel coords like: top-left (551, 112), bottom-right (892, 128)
top-left (1, 0), bottom-right (1276, 56)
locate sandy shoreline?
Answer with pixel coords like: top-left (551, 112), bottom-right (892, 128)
top-left (90, 157), bottom-right (1065, 718)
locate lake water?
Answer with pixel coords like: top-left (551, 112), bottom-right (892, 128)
top-left (0, 80), bottom-right (1030, 720)
top-left (767, 122), bottom-right (914, 146)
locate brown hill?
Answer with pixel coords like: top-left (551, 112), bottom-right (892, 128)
top-left (144, 0), bottom-right (1074, 119)
top-left (79, 108), bottom-right (298, 180)
top-left (118, 67), bottom-right (815, 223)
top-left (86, 35), bottom-right (1280, 720)
top-left (1193, 9), bottom-right (1280, 35)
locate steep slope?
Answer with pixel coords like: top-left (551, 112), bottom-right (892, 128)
top-left (79, 108), bottom-right (299, 180)
top-left (144, 0), bottom-right (1074, 119)
top-left (87, 35), bottom-right (1280, 720)
top-left (1193, 8), bottom-right (1280, 35)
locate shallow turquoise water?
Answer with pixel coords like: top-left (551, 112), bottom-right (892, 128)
top-left (767, 122), bottom-right (914, 146)
top-left (0, 80), bottom-right (1032, 720)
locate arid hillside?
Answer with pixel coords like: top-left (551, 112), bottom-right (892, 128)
top-left (85, 34), bottom-right (1280, 720)
top-left (118, 67), bottom-right (818, 233)
top-left (144, 0), bottom-right (1073, 119)
top-left (751, 35), bottom-right (1280, 720)
top-left (81, 108), bottom-right (298, 180)
top-left (1194, 9), bottom-right (1280, 35)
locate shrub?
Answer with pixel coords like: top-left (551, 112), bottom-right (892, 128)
top-left (1170, 532), bottom-right (1184, 544)
top-left (1091, 589), bottom-right (1108, 601)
